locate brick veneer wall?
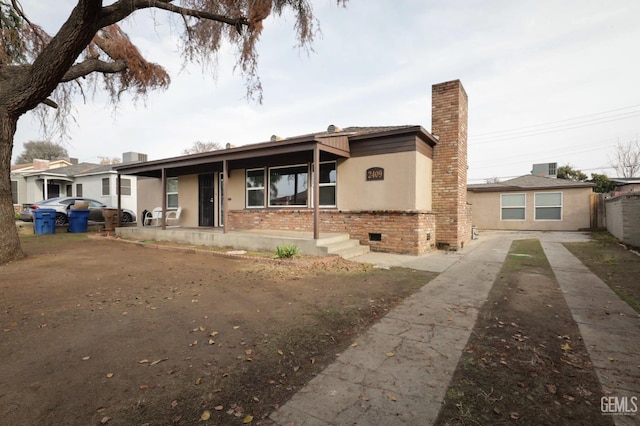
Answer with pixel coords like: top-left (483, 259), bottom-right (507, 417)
top-left (227, 209), bottom-right (437, 255)
top-left (431, 79), bottom-right (471, 249)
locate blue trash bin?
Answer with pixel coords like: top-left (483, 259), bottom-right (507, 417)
top-left (33, 208), bottom-right (56, 234)
top-left (68, 209), bottom-right (90, 233)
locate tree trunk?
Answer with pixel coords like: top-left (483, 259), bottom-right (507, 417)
top-left (0, 110), bottom-right (24, 264)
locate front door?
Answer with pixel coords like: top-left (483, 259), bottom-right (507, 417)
top-left (198, 174), bottom-right (214, 227)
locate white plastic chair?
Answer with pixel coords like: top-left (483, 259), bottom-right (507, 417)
top-left (143, 207), bottom-right (163, 226)
top-left (165, 206), bottom-right (182, 226)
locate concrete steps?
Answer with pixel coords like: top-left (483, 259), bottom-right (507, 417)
top-left (316, 234), bottom-right (370, 259)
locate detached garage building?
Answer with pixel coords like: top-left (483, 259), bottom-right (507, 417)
top-left (467, 174), bottom-right (594, 231)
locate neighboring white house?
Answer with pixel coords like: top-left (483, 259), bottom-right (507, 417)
top-left (11, 153), bottom-right (144, 216)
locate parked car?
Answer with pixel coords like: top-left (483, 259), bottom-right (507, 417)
top-left (19, 197), bottom-right (136, 226)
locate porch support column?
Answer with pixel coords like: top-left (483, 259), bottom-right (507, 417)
top-left (161, 168), bottom-right (167, 230)
top-left (313, 144), bottom-right (320, 240)
top-left (116, 174), bottom-right (122, 226)
top-left (223, 160), bottom-right (228, 234)
top-left (43, 177), bottom-right (48, 199)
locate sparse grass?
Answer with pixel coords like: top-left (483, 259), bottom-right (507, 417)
top-left (436, 238), bottom-right (610, 426)
top-left (503, 239), bottom-right (553, 277)
top-left (564, 231), bottom-right (640, 313)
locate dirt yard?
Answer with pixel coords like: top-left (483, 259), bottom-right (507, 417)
top-left (0, 234), bottom-right (434, 425)
top-left (2, 231), bottom-right (638, 425)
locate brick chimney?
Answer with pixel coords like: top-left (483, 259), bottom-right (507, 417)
top-left (431, 80), bottom-right (470, 249)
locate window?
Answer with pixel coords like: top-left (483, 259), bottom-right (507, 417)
top-left (501, 193), bottom-right (525, 220)
top-left (76, 183), bottom-right (83, 197)
top-left (246, 169), bottom-right (265, 208)
top-left (535, 192), bottom-right (562, 220)
top-left (11, 180), bottom-right (17, 204)
top-left (269, 165), bottom-right (308, 207)
top-left (102, 178), bottom-right (110, 196)
top-left (120, 178), bottom-right (132, 196)
top-left (167, 177), bottom-right (179, 208)
top-left (66, 185), bottom-right (72, 196)
top-left (315, 161), bottom-right (337, 207)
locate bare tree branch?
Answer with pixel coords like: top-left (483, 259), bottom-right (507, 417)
top-left (61, 58), bottom-right (127, 82)
top-left (99, 0), bottom-right (249, 30)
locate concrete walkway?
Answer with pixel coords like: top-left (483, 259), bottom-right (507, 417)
top-left (268, 231), bottom-right (640, 425)
top-left (542, 241), bottom-right (640, 426)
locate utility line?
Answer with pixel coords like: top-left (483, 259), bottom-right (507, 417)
top-left (471, 112), bottom-right (640, 144)
top-left (472, 104), bottom-right (640, 138)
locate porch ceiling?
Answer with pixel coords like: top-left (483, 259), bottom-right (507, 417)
top-left (115, 138), bottom-right (349, 178)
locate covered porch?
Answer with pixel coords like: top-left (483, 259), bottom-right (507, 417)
top-left (113, 132), bottom-right (351, 240)
top-left (114, 226), bottom-right (370, 259)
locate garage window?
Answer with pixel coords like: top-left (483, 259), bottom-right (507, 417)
top-left (501, 193), bottom-right (525, 220)
top-left (535, 192), bottom-right (562, 220)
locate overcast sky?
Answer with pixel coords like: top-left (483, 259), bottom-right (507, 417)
top-left (12, 1), bottom-right (640, 182)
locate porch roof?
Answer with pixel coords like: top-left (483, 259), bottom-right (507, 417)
top-left (113, 125), bottom-right (435, 178)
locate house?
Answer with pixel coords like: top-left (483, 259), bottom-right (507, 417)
top-left (114, 80), bottom-right (471, 255)
top-left (467, 174), bottom-right (595, 231)
top-left (610, 177), bottom-right (640, 195)
top-left (11, 153), bottom-right (143, 215)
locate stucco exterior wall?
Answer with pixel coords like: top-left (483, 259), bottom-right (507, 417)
top-left (178, 175), bottom-right (199, 227)
top-left (338, 151), bottom-right (426, 211)
top-left (467, 187), bottom-right (592, 231)
top-left (136, 177), bottom-right (163, 224)
top-left (227, 169), bottom-right (246, 211)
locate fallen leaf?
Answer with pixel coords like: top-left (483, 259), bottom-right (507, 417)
top-left (385, 352), bottom-right (395, 357)
top-left (82, 356), bottom-right (91, 361)
top-left (277, 350), bottom-right (284, 356)
top-left (199, 326), bottom-right (205, 331)
top-left (214, 405), bottom-right (224, 411)
top-left (139, 384), bottom-right (149, 390)
top-left (171, 400), bottom-right (178, 408)
top-left (100, 416), bottom-right (111, 424)
top-left (493, 407), bottom-right (502, 415)
top-left (195, 377), bottom-right (202, 385)
top-left (208, 339), bottom-right (215, 345)
top-left (242, 414), bottom-right (254, 423)
top-left (388, 394), bottom-right (397, 401)
top-left (546, 384), bottom-right (557, 394)
top-left (561, 343), bottom-right (571, 352)
top-left (200, 411), bottom-right (211, 421)
top-left (350, 342), bottom-right (359, 347)
top-left (210, 331), bottom-right (219, 337)
top-left (233, 326), bottom-right (240, 330)
top-left (151, 358), bottom-right (167, 366)
top-left (245, 349), bottom-right (253, 355)
top-left (106, 373), bottom-right (114, 378)
top-left (510, 412), bottom-right (519, 420)
top-left (138, 359), bottom-right (149, 364)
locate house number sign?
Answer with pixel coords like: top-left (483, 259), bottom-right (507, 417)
top-left (366, 167), bottom-right (384, 181)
